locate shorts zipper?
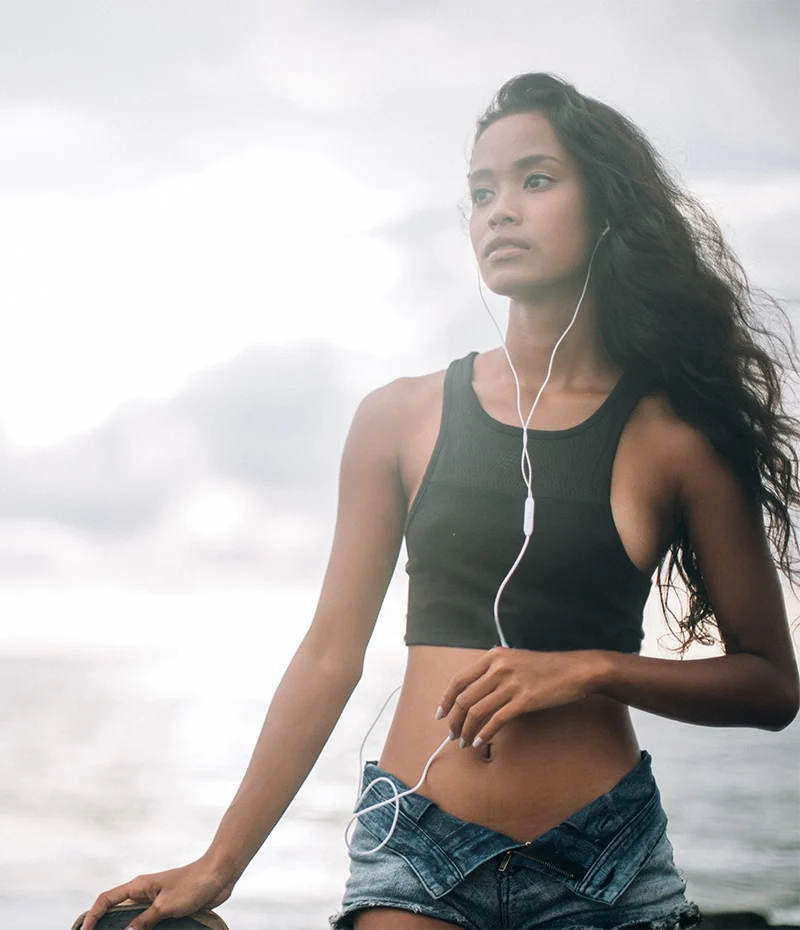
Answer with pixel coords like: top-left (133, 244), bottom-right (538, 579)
top-left (497, 847), bottom-right (577, 879)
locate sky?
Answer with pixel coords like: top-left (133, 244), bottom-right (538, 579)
top-left (0, 0), bottom-right (798, 650)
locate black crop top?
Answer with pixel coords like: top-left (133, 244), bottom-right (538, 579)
top-left (403, 351), bottom-right (653, 653)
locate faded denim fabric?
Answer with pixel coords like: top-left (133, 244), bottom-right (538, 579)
top-left (329, 750), bottom-right (701, 930)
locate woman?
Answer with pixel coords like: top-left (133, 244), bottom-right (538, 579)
top-left (81, 73), bottom-right (800, 930)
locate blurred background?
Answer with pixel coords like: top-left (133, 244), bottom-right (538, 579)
top-left (1, 1), bottom-right (798, 928)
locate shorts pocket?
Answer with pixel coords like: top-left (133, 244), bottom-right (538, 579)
top-left (352, 783), bottom-right (464, 899)
top-left (351, 767), bottom-right (520, 902)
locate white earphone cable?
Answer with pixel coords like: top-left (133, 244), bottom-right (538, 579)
top-left (345, 224), bottom-right (610, 855)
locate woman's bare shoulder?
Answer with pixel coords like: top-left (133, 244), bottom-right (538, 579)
top-left (629, 386), bottom-right (710, 454)
top-left (367, 363), bottom-right (449, 429)
top-left (628, 386), bottom-right (751, 509)
top-left (393, 364), bottom-right (449, 398)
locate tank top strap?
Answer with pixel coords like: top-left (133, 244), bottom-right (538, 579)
top-left (443, 351), bottom-right (482, 433)
top-left (587, 369), bottom-right (649, 499)
top-left (401, 355), bottom-right (465, 536)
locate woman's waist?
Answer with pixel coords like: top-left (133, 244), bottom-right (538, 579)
top-left (376, 651), bottom-right (641, 841)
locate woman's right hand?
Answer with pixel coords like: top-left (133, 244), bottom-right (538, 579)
top-left (80, 855), bottom-right (236, 930)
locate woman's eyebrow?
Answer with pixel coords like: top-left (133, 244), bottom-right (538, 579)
top-left (467, 153), bottom-right (562, 182)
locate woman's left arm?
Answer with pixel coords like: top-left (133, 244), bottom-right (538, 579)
top-left (595, 425), bottom-right (799, 731)
top-left (440, 425), bottom-right (799, 747)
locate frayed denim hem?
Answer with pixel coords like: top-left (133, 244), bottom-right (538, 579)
top-left (579, 899), bottom-right (702, 930)
top-left (328, 897), bottom-right (474, 929)
top-left (329, 898), bottom-right (702, 930)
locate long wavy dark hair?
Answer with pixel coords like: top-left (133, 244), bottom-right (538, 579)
top-left (472, 72), bottom-right (800, 654)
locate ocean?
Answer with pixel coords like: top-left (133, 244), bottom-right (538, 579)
top-left (1, 616), bottom-right (798, 930)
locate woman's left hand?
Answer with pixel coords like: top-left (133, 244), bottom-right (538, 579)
top-left (436, 646), bottom-right (607, 748)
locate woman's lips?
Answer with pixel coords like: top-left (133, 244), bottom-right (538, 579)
top-left (486, 246), bottom-right (528, 261)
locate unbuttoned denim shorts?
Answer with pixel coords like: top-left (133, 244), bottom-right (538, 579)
top-left (329, 750), bottom-right (701, 930)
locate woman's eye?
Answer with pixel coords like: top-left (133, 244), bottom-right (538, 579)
top-left (525, 173), bottom-right (553, 190)
top-left (470, 174), bottom-right (553, 205)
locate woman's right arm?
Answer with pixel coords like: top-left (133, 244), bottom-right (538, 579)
top-left (80, 379), bottom-right (410, 930)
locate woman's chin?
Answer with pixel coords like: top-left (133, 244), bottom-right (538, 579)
top-left (481, 273), bottom-right (548, 300)
top-left (481, 266), bottom-right (585, 302)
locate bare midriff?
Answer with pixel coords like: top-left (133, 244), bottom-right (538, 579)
top-left (377, 645), bottom-right (641, 844)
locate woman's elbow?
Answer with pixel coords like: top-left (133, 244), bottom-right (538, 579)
top-left (762, 677), bottom-right (800, 731)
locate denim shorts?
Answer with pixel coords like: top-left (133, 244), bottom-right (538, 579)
top-left (329, 750), bottom-right (701, 930)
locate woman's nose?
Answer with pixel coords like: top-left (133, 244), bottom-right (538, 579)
top-left (488, 194), bottom-right (520, 228)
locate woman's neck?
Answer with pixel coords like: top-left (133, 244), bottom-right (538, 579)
top-left (495, 292), bottom-right (618, 390)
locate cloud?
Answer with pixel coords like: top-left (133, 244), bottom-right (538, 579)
top-left (0, 341), bottom-right (364, 585)
top-left (174, 341), bottom-right (354, 498)
top-left (1, 0), bottom-right (797, 192)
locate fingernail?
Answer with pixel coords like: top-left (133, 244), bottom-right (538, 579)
top-left (449, 729), bottom-right (458, 740)
top-left (473, 737), bottom-right (484, 748)
top-left (459, 738), bottom-right (468, 748)
top-left (435, 705), bottom-right (445, 720)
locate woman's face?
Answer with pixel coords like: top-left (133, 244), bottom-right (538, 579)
top-left (468, 110), bottom-right (596, 299)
